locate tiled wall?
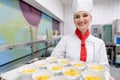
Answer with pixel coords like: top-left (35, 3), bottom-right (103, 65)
top-left (0, 0), bottom-right (60, 66)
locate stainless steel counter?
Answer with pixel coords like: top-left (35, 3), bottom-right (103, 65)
top-left (105, 42), bottom-right (116, 64)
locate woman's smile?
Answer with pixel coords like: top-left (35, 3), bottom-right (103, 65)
top-left (78, 22), bottom-right (86, 26)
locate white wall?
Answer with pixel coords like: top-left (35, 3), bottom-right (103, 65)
top-left (35, 0), bottom-right (64, 21)
top-left (63, 0), bottom-right (120, 35)
top-left (64, 5), bottom-right (75, 35)
top-left (92, 0), bottom-right (120, 24)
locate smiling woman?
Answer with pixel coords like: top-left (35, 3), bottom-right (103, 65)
top-left (51, 0), bottom-right (114, 80)
top-left (51, 0), bottom-right (108, 64)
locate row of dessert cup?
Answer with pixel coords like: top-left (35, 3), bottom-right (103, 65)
top-left (18, 56), bottom-right (107, 80)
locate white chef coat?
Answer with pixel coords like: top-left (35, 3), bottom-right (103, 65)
top-left (51, 33), bottom-right (109, 66)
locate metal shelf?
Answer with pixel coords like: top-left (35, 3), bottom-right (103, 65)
top-left (0, 38), bottom-right (61, 52)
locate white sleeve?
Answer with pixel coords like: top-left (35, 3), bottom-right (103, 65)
top-left (97, 41), bottom-right (110, 71)
top-left (51, 36), bottom-right (66, 58)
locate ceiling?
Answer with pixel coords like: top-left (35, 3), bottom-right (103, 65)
top-left (60, 0), bottom-right (73, 5)
top-left (60, 0), bottom-right (107, 6)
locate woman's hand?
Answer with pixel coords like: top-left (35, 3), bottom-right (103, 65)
top-left (110, 76), bottom-right (115, 80)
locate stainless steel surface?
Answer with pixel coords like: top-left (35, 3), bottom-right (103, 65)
top-left (115, 19), bottom-right (120, 33)
top-left (0, 40), bottom-right (45, 52)
top-left (0, 38), bottom-right (60, 52)
top-left (105, 42), bottom-right (116, 46)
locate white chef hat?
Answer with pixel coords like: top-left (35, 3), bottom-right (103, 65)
top-left (72, 0), bottom-right (93, 15)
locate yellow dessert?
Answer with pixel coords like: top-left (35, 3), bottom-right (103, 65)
top-left (64, 69), bottom-right (79, 76)
top-left (21, 68), bottom-right (36, 73)
top-left (91, 65), bottom-right (104, 71)
top-left (61, 60), bottom-right (69, 64)
top-left (86, 75), bottom-right (102, 80)
top-left (52, 66), bottom-right (62, 70)
top-left (35, 75), bottom-right (51, 80)
top-left (73, 63), bottom-right (82, 66)
top-left (38, 63), bottom-right (45, 66)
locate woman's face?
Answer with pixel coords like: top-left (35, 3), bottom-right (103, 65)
top-left (74, 11), bottom-right (92, 32)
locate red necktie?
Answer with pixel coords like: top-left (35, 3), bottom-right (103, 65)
top-left (75, 28), bottom-right (90, 62)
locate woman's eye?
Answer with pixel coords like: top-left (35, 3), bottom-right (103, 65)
top-left (83, 14), bottom-right (88, 17)
top-left (75, 16), bottom-right (80, 19)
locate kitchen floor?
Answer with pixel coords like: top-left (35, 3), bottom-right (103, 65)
top-left (110, 65), bottom-right (120, 80)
